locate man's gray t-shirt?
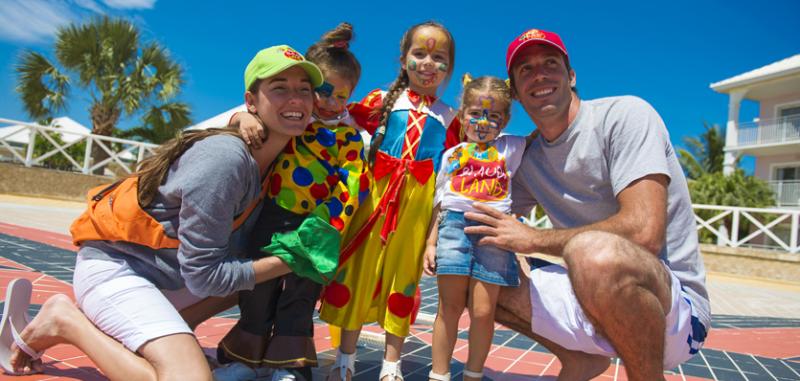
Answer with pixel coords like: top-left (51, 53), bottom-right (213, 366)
top-left (512, 96), bottom-right (710, 330)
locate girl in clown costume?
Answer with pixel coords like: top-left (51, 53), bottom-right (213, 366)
top-left (320, 21), bottom-right (461, 381)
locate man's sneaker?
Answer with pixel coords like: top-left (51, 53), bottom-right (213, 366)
top-left (271, 369), bottom-right (296, 381)
top-left (212, 361), bottom-right (272, 381)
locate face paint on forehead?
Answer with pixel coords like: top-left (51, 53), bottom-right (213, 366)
top-left (479, 96), bottom-right (495, 110)
top-left (414, 27), bottom-right (449, 53)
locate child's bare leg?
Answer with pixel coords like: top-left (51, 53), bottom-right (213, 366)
top-left (430, 275), bottom-right (468, 379)
top-left (465, 279), bottom-right (501, 380)
top-left (328, 327), bottom-right (361, 381)
top-left (339, 327), bottom-right (361, 356)
top-left (383, 332), bottom-right (405, 381)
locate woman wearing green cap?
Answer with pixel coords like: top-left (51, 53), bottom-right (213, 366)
top-left (2, 45), bottom-right (323, 381)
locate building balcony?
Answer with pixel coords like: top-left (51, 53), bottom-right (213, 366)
top-left (731, 116), bottom-right (800, 155)
top-left (770, 180), bottom-right (800, 207)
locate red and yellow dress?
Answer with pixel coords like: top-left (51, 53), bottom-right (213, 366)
top-left (320, 89), bottom-right (461, 337)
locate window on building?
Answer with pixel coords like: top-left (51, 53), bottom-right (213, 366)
top-left (780, 105), bottom-right (800, 118)
top-left (779, 105), bottom-right (800, 139)
top-left (775, 166), bottom-right (799, 181)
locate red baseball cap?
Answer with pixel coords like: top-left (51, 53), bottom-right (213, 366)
top-left (506, 29), bottom-right (569, 72)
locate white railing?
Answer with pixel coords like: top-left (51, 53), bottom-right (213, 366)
top-left (693, 204), bottom-right (799, 253)
top-left (737, 115), bottom-right (800, 147)
top-left (769, 180), bottom-right (800, 207)
top-left (0, 118), bottom-right (157, 176)
top-left (526, 204), bottom-right (800, 254)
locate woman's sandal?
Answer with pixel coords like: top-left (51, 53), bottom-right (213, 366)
top-left (379, 359), bottom-right (404, 381)
top-left (462, 369), bottom-right (484, 380)
top-left (328, 349), bottom-right (355, 381)
top-left (0, 278), bottom-right (43, 375)
top-left (428, 370), bottom-right (451, 380)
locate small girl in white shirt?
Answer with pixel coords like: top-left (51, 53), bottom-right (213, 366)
top-left (423, 74), bottom-right (526, 381)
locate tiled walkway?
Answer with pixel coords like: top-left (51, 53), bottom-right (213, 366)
top-left (1, 199), bottom-right (800, 380)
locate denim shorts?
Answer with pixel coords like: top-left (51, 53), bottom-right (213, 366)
top-left (435, 210), bottom-right (520, 286)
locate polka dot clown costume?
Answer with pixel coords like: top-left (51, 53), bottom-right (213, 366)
top-left (218, 111), bottom-right (369, 369)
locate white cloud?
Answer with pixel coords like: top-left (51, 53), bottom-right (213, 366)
top-left (74, 0), bottom-right (106, 14)
top-left (0, 0), bottom-right (78, 44)
top-left (0, 0), bottom-right (155, 44)
top-left (102, 0), bottom-right (156, 9)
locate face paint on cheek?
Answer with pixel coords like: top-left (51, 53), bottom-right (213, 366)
top-left (315, 82), bottom-right (334, 98)
top-left (438, 63), bottom-right (448, 72)
top-left (407, 58), bottom-right (418, 72)
top-left (332, 88), bottom-right (350, 101)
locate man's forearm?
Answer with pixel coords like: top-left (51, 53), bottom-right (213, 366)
top-left (527, 216), bottom-right (639, 256)
top-left (525, 175), bottom-right (667, 257)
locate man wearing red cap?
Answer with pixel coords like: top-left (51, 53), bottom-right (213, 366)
top-left (464, 29), bottom-right (710, 380)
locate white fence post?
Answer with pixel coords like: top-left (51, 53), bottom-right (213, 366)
top-left (730, 210), bottom-right (740, 247)
top-left (83, 136), bottom-right (93, 174)
top-left (791, 212), bottom-right (799, 254)
top-left (24, 128), bottom-right (36, 167)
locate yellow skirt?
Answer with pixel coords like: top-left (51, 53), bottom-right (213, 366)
top-left (320, 167), bottom-right (434, 337)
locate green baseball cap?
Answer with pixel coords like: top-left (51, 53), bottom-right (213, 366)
top-left (244, 45), bottom-right (324, 91)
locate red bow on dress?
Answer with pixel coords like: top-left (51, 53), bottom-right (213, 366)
top-left (339, 151), bottom-right (434, 264)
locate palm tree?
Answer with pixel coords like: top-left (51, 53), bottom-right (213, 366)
top-left (15, 16), bottom-right (188, 172)
top-left (677, 122), bottom-right (730, 179)
top-left (118, 102), bottom-right (192, 144)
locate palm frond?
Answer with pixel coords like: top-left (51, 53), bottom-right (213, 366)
top-left (15, 51), bottom-right (70, 119)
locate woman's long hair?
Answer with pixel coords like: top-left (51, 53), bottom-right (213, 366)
top-left (134, 128), bottom-right (244, 207)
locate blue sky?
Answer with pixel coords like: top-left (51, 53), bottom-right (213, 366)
top-left (1, 0), bottom-right (798, 166)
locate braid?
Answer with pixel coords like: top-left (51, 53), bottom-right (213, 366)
top-left (367, 71), bottom-right (408, 164)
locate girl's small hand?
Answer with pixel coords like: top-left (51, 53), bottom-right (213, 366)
top-left (235, 112), bottom-right (268, 148)
top-left (423, 244), bottom-right (437, 276)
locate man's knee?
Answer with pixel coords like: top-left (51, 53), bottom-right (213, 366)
top-left (564, 231), bottom-right (628, 278)
top-left (564, 231), bottom-right (672, 316)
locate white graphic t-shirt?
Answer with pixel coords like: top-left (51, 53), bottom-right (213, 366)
top-left (435, 135), bottom-right (527, 214)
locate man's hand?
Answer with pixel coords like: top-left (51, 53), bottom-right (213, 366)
top-left (422, 244), bottom-right (437, 276)
top-left (464, 203), bottom-right (537, 254)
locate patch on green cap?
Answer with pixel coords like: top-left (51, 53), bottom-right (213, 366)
top-left (244, 45), bottom-right (324, 91)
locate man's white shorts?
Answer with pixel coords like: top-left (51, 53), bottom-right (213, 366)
top-left (73, 254), bottom-right (203, 352)
top-left (526, 258), bottom-right (707, 370)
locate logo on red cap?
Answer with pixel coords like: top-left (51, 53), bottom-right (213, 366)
top-left (506, 28), bottom-right (568, 71)
top-left (519, 29), bottom-right (547, 42)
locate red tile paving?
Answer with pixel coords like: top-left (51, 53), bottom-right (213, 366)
top-left (0, 222), bottom-right (76, 252)
top-left (2, 221), bottom-right (800, 380)
top-left (704, 327), bottom-right (800, 358)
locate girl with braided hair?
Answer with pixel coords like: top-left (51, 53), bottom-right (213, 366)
top-left (319, 21), bottom-right (461, 381)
